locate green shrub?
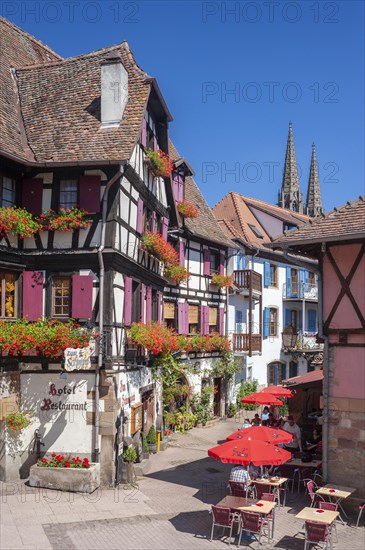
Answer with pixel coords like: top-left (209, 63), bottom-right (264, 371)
top-left (142, 433), bottom-right (149, 453)
top-left (123, 446), bottom-right (137, 463)
top-left (227, 403), bottom-right (236, 418)
top-left (147, 425), bottom-right (157, 444)
top-left (236, 380), bottom-right (259, 411)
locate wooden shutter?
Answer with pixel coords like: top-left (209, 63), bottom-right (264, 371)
top-left (79, 176), bottom-right (101, 213)
top-left (164, 301), bottom-right (175, 320)
top-left (172, 174), bottom-right (179, 201)
top-left (299, 270), bottom-right (306, 298)
top-left (219, 253), bottom-right (225, 275)
top-left (146, 287), bottom-right (152, 322)
top-left (286, 267), bottom-right (291, 297)
top-left (178, 302), bottom-right (188, 334)
top-left (161, 216), bottom-right (169, 240)
top-left (22, 271), bottom-right (43, 321)
top-left (219, 307), bottom-right (225, 335)
top-left (124, 277), bottom-right (132, 326)
top-left (209, 307), bottom-right (217, 325)
top-left (203, 250), bottom-right (211, 276)
top-left (188, 305), bottom-right (199, 324)
top-left (141, 118), bottom-right (147, 147)
top-left (136, 198), bottom-right (144, 234)
top-left (263, 307), bottom-right (270, 338)
top-left (71, 275), bottom-right (93, 319)
top-left (264, 261), bottom-right (270, 288)
top-left (140, 284), bottom-right (145, 322)
top-left (21, 178), bottom-right (43, 215)
top-left (179, 240), bottom-right (185, 267)
top-left (308, 309), bottom-right (317, 332)
top-left (201, 305), bottom-right (209, 335)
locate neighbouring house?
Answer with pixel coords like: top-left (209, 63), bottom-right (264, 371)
top-left (269, 196), bottom-right (365, 498)
top-left (213, 192), bottom-right (323, 396)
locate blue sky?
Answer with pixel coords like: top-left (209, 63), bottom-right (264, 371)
top-left (4, 0), bottom-right (364, 211)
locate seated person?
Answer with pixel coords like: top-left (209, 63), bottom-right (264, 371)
top-left (248, 462), bottom-right (261, 480)
top-left (267, 412), bottom-right (279, 427)
top-left (229, 464), bottom-right (251, 487)
top-left (305, 428), bottom-right (322, 453)
top-left (261, 406), bottom-right (270, 426)
top-left (240, 418), bottom-right (251, 429)
top-left (251, 413), bottom-right (261, 426)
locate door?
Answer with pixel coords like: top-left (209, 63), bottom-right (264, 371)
top-left (213, 378), bottom-right (221, 417)
top-left (142, 390), bottom-right (155, 434)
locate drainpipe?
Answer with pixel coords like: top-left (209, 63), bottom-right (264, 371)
top-left (318, 245), bottom-right (329, 483)
top-left (94, 166), bottom-right (124, 463)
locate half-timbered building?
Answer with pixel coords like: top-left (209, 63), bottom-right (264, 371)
top-left (0, 18), bottom-right (177, 483)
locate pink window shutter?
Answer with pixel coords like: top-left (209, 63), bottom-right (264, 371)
top-left (179, 240), bottom-right (185, 267)
top-left (21, 179), bottom-right (43, 215)
top-left (178, 302), bottom-right (188, 334)
top-left (157, 292), bottom-right (162, 322)
top-left (79, 176), bottom-right (101, 213)
top-left (172, 174), bottom-right (179, 201)
top-left (71, 275), bottom-right (93, 319)
top-left (150, 211), bottom-right (157, 232)
top-left (124, 277), bottom-right (132, 326)
top-left (203, 250), bottom-right (211, 276)
top-left (177, 175), bottom-right (183, 202)
top-left (219, 253), bottom-right (225, 275)
top-left (22, 271), bottom-right (43, 321)
top-left (161, 216), bottom-right (169, 240)
top-left (146, 287), bottom-right (152, 322)
top-left (136, 198), bottom-right (144, 234)
top-left (141, 118), bottom-right (147, 147)
top-left (140, 284), bottom-right (145, 322)
top-left (201, 305), bottom-right (209, 335)
top-left (219, 307), bottom-right (225, 335)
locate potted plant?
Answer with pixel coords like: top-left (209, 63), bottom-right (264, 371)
top-left (177, 201), bottom-right (199, 219)
top-left (164, 264), bottom-right (191, 285)
top-left (141, 433), bottom-right (149, 460)
top-left (211, 273), bottom-right (232, 289)
top-left (0, 206), bottom-right (41, 239)
top-left (144, 148), bottom-right (173, 178)
top-left (147, 425), bottom-right (158, 453)
top-left (3, 411), bottom-right (31, 432)
top-left (121, 446), bottom-right (137, 484)
top-left (37, 208), bottom-right (91, 232)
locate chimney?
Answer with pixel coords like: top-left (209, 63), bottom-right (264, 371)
top-left (100, 53), bottom-right (128, 128)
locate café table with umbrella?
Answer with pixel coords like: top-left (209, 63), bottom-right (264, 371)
top-left (261, 386), bottom-right (294, 398)
top-left (226, 426), bottom-right (294, 445)
top-left (241, 392), bottom-right (283, 406)
top-left (208, 439), bottom-right (292, 466)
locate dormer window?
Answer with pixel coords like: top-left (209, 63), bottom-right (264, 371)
top-left (248, 223), bottom-right (263, 238)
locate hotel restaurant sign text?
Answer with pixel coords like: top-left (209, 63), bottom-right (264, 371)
top-left (64, 347), bottom-right (91, 372)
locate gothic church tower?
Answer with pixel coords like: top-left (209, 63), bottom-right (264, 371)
top-left (305, 143), bottom-right (323, 217)
top-left (278, 121), bottom-right (304, 213)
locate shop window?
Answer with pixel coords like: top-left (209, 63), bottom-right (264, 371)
top-left (267, 362), bottom-right (286, 386)
top-left (188, 304), bottom-right (199, 334)
top-left (0, 272), bottom-right (17, 318)
top-left (164, 301), bottom-right (176, 330)
top-left (52, 276), bottom-right (71, 317)
top-left (0, 176), bottom-right (16, 207)
top-left (209, 307), bottom-right (218, 333)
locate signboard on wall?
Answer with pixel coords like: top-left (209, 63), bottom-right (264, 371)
top-left (64, 347), bottom-right (91, 371)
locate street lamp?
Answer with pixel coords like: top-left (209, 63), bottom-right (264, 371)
top-left (282, 324), bottom-right (297, 349)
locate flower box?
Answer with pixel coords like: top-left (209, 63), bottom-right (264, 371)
top-left (29, 462), bottom-right (100, 493)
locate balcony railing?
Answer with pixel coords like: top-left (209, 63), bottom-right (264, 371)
top-left (282, 331), bottom-right (323, 351)
top-left (233, 333), bottom-right (262, 353)
top-left (283, 282), bottom-right (318, 300)
top-left (233, 270), bottom-right (262, 294)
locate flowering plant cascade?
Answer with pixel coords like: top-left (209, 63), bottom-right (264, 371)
top-left (177, 201), bottom-right (199, 219)
top-left (37, 454), bottom-right (90, 468)
top-left (0, 207), bottom-right (41, 239)
top-left (145, 148), bottom-right (173, 178)
top-left (142, 231), bottom-right (179, 265)
top-left (164, 264), bottom-right (191, 285)
top-left (37, 208), bottom-right (91, 232)
top-left (3, 411), bottom-right (31, 432)
top-left (0, 319), bottom-right (92, 358)
top-left (211, 273), bottom-right (233, 289)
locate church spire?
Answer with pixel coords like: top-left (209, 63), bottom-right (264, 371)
top-left (306, 143), bottom-right (323, 217)
top-left (278, 121), bottom-right (303, 213)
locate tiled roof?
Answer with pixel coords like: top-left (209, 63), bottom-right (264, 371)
top-left (1, 17), bottom-right (157, 164)
top-left (271, 196), bottom-right (365, 245)
top-left (169, 141), bottom-right (235, 248)
top-left (0, 17), bottom-right (62, 161)
top-left (283, 369), bottom-right (323, 386)
top-left (212, 192), bottom-right (309, 248)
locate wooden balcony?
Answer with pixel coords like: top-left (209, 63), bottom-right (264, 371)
top-left (233, 333), bottom-right (262, 354)
top-left (233, 270), bottom-right (262, 294)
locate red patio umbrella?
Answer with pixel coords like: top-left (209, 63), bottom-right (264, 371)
top-left (262, 386), bottom-right (293, 398)
top-left (226, 426), bottom-right (294, 445)
top-left (241, 392), bottom-right (283, 406)
top-left (208, 439), bottom-right (291, 466)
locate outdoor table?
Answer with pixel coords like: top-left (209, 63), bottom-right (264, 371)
top-left (239, 500), bottom-right (277, 542)
top-left (316, 484), bottom-right (356, 523)
top-left (295, 507), bottom-right (339, 550)
top-left (285, 458), bottom-right (322, 469)
top-left (215, 495), bottom-right (257, 511)
top-left (250, 477), bottom-right (288, 507)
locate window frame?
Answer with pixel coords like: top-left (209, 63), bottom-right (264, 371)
top-left (269, 307), bottom-right (278, 337)
top-left (188, 304), bottom-right (199, 334)
top-left (52, 275), bottom-right (72, 318)
top-left (289, 360), bottom-right (298, 378)
top-left (163, 301), bottom-right (176, 330)
top-left (0, 271), bottom-right (18, 319)
top-left (59, 178), bottom-right (78, 210)
top-left (208, 306), bottom-right (218, 333)
top-left (210, 251), bottom-right (220, 275)
top-left (269, 264), bottom-right (278, 287)
top-left (267, 362), bottom-right (286, 386)
top-left (131, 281), bottom-right (141, 324)
top-left (0, 175), bottom-right (16, 208)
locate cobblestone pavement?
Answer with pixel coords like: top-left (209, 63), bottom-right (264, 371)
top-left (1, 416), bottom-right (364, 550)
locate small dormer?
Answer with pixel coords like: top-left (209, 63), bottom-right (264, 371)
top-left (100, 53), bottom-right (128, 128)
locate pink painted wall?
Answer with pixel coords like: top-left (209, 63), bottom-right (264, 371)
top-left (331, 347), bottom-right (365, 399)
top-left (323, 243), bottom-right (365, 330)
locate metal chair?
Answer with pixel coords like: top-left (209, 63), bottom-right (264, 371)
top-left (318, 501), bottom-right (338, 542)
top-left (304, 520), bottom-right (331, 550)
top-left (254, 482), bottom-right (268, 500)
top-left (307, 480), bottom-right (325, 508)
top-left (261, 493), bottom-right (275, 538)
top-left (356, 502), bottom-right (365, 527)
top-left (210, 505), bottom-right (234, 545)
top-left (237, 510), bottom-right (268, 548)
top-left (229, 480), bottom-right (248, 498)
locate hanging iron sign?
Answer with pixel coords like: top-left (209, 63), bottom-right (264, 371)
top-left (64, 347), bottom-right (91, 371)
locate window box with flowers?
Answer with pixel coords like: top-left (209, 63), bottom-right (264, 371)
top-left (164, 264), bottom-right (191, 285)
top-left (29, 454), bottom-right (100, 493)
top-left (211, 273), bottom-right (232, 290)
top-left (142, 231), bottom-right (179, 265)
top-left (0, 207), bottom-right (41, 241)
top-left (144, 148), bottom-right (173, 178)
top-left (176, 201), bottom-right (198, 220)
top-left (3, 411), bottom-right (31, 432)
top-left (37, 208), bottom-right (91, 233)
